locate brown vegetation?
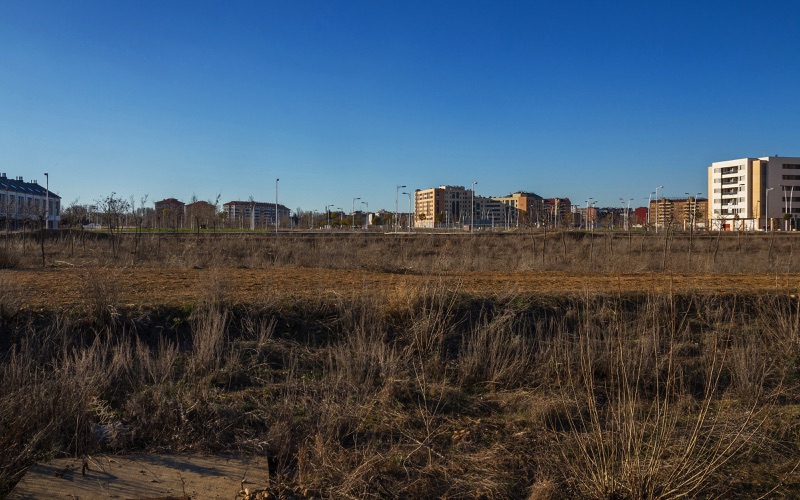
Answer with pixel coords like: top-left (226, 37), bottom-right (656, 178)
top-left (1, 231), bottom-right (799, 498)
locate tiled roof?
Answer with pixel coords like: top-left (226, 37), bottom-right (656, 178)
top-left (0, 176), bottom-right (60, 199)
top-left (223, 201), bottom-right (290, 211)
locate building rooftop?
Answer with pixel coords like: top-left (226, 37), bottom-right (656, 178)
top-left (0, 174), bottom-right (60, 199)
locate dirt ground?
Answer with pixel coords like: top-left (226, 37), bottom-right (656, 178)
top-left (7, 454), bottom-right (271, 499)
top-left (3, 267), bottom-right (799, 309)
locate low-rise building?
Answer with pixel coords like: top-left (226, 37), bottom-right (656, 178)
top-left (186, 201), bottom-right (218, 230)
top-left (223, 201), bottom-right (291, 230)
top-left (0, 173), bottom-right (60, 229)
top-left (154, 198), bottom-right (186, 229)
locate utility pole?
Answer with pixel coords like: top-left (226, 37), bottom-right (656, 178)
top-left (351, 197), bottom-right (361, 229)
top-left (44, 172), bottom-right (49, 230)
top-left (655, 185), bottom-right (663, 233)
top-left (395, 185), bottom-right (406, 232)
top-left (471, 181), bottom-right (478, 232)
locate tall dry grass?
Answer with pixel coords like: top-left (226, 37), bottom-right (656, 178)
top-left (6, 229), bottom-right (800, 275)
top-left (1, 279), bottom-right (799, 497)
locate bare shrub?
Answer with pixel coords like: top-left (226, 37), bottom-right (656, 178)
top-left (0, 245), bottom-right (21, 269)
top-left (553, 295), bottom-right (776, 499)
top-left (79, 270), bottom-right (121, 327)
top-left (189, 302), bottom-right (229, 377)
top-left (458, 304), bottom-right (534, 389)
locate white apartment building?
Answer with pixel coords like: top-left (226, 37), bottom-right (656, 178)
top-left (708, 156), bottom-right (800, 231)
top-left (0, 173), bottom-right (61, 229)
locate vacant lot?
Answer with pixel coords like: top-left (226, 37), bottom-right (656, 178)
top-left (3, 267), bottom-right (800, 309)
top-left (2, 231), bottom-right (799, 498)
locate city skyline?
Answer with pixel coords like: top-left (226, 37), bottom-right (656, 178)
top-left (2, 1), bottom-right (799, 212)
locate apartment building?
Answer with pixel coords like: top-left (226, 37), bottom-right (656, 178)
top-left (414, 186), bottom-right (473, 228)
top-left (154, 198), bottom-right (186, 229)
top-left (223, 200), bottom-right (291, 230)
top-left (493, 192), bottom-right (543, 226)
top-left (708, 156), bottom-right (800, 230)
top-left (649, 197), bottom-right (708, 230)
top-left (186, 200), bottom-right (217, 230)
top-left (0, 173), bottom-right (61, 229)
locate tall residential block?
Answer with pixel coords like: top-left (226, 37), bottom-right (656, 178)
top-left (414, 186), bottom-right (473, 228)
top-left (708, 156), bottom-right (800, 231)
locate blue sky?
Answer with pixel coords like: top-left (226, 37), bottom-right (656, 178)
top-left (1, 1), bottom-right (799, 212)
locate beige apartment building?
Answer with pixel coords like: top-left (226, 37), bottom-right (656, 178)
top-left (414, 186), bottom-right (472, 228)
top-left (492, 192), bottom-right (543, 226)
top-left (649, 197), bottom-right (708, 230)
top-left (708, 156), bottom-right (800, 230)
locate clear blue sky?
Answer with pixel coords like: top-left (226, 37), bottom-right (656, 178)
top-left (2, 1), bottom-right (799, 212)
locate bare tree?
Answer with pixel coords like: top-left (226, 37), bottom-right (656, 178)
top-left (95, 193), bottom-right (130, 258)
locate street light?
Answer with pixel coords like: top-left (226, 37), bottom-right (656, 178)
top-left (44, 172), bottom-right (49, 230)
top-left (471, 181), bottom-right (478, 232)
top-left (765, 187), bottom-right (774, 231)
top-left (275, 178), bottom-right (280, 233)
top-left (655, 185), bottom-right (663, 233)
top-left (402, 192), bottom-right (413, 232)
top-left (585, 198), bottom-right (593, 230)
top-left (395, 185), bottom-right (406, 232)
top-left (351, 197), bottom-right (361, 229)
top-left (361, 201), bottom-right (369, 230)
top-left (325, 204), bottom-right (333, 229)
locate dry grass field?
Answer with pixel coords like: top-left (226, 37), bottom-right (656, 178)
top-left (1, 230), bottom-right (800, 498)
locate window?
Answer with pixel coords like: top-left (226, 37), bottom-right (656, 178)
top-left (783, 175), bottom-right (800, 180)
top-left (783, 164), bottom-right (800, 170)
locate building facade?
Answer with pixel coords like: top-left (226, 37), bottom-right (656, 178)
top-left (492, 192), bottom-right (543, 226)
top-left (649, 197), bottom-right (708, 230)
top-left (708, 156), bottom-right (800, 230)
top-left (154, 198), bottom-right (186, 229)
top-left (0, 174), bottom-right (61, 229)
top-left (414, 186), bottom-right (473, 228)
top-left (223, 201), bottom-right (291, 230)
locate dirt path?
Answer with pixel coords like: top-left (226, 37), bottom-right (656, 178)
top-left (3, 267), bottom-right (799, 309)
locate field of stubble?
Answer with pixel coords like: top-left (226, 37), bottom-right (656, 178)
top-left (1, 230), bottom-right (799, 498)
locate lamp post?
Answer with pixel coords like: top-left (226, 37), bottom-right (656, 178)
top-left (585, 198), bottom-right (593, 230)
top-left (471, 181), bottom-right (478, 232)
top-left (337, 208), bottom-right (343, 228)
top-left (395, 185), bottom-right (406, 232)
top-left (765, 187), bottom-right (774, 231)
top-left (44, 172), bottom-right (49, 230)
top-left (654, 185), bottom-right (663, 234)
top-left (402, 192), bottom-right (413, 232)
top-left (351, 197), bottom-right (361, 229)
top-left (361, 201), bottom-right (368, 229)
top-left (325, 204), bottom-right (333, 229)
top-left (684, 192), bottom-right (692, 231)
top-left (275, 178), bottom-right (280, 233)
top-left (694, 193), bottom-right (701, 231)
top-left (783, 185), bottom-right (788, 230)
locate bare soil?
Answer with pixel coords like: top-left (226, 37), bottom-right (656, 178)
top-left (4, 267), bottom-right (800, 309)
